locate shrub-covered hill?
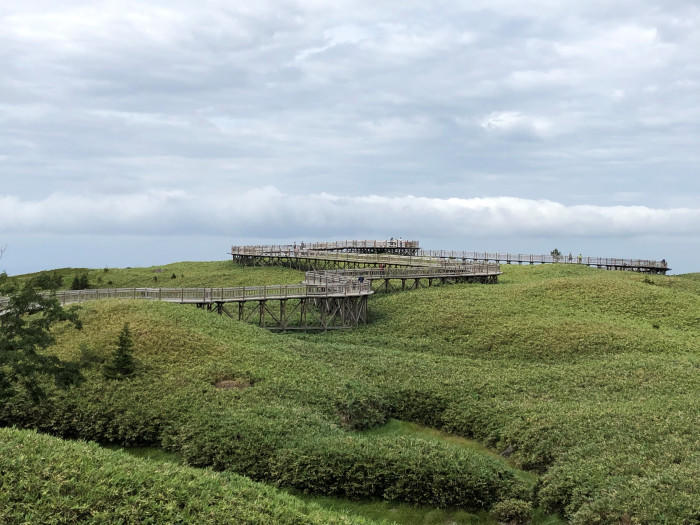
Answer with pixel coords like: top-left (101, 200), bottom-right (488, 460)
top-left (1, 263), bottom-right (698, 524)
top-left (0, 427), bottom-right (375, 524)
top-left (6, 260), bottom-right (304, 289)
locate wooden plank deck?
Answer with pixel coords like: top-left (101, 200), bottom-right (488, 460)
top-left (414, 250), bottom-right (669, 273)
top-left (232, 242), bottom-right (669, 274)
top-left (303, 264), bottom-right (501, 284)
top-left (232, 248), bottom-right (494, 270)
top-left (0, 283), bottom-right (373, 311)
top-left (233, 239), bottom-right (420, 254)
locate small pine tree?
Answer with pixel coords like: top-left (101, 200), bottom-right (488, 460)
top-left (71, 273), bottom-right (89, 290)
top-left (104, 323), bottom-right (136, 379)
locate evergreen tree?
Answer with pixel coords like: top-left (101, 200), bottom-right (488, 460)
top-left (104, 323), bottom-right (136, 379)
top-left (70, 273), bottom-right (89, 290)
top-left (0, 284), bottom-right (83, 401)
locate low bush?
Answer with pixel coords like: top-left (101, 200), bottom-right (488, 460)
top-left (270, 435), bottom-right (528, 508)
top-left (29, 271), bottom-right (63, 290)
top-left (70, 273), bottom-right (89, 290)
top-left (0, 427), bottom-right (373, 524)
top-left (335, 381), bottom-right (387, 430)
top-left (491, 498), bottom-right (533, 523)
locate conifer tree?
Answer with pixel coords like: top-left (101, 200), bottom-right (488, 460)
top-left (1, 284), bottom-right (82, 401)
top-left (104, 323), bottom-right (136, 379)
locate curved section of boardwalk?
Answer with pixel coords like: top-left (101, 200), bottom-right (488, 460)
top-left (227, 245), bottom-right (502, 328)
top-left (1, 241), bottom-right (502, 331)
top-left (0, 282), bottom-right (374, 331)
top-left (232, 241), bottom-right (669, 274)
top-left (3, 240), bottom-right (668, 331)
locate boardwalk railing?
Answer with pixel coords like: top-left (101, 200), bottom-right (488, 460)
top-left (232, 243), bottom-right (668, 273)
top-left (304, 263), bottom-right (501, 285)
top-left (414, 250), bottom-right (668, 270)
top-left (232, 239), bottom-right (419, 254)
top-left (0, 282), bottom-right (373, 313)
top-left (233, 248), bottom-right (490, 269)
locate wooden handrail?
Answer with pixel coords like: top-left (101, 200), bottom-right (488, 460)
top-left (231, 242), bottom-right (668, 271)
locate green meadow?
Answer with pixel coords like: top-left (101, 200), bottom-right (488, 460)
top-left (1, 261), bottom-right (698, 524)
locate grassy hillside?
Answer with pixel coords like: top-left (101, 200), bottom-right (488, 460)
top-left (1, 262), bottom-right (698, 524)
top-left (7, 260), bottom-right (304, 289)
top-left (0, 427), bottom-right (373, 524)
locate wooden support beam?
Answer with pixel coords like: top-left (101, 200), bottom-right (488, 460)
top-left (280, 299), bottom-right (287, 331)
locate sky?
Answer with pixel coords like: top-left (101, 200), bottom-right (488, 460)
top-left (1, 0), bottom-right (699, 275)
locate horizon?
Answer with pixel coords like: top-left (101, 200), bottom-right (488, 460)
top-left (1, 234), bottom-right (694, 277)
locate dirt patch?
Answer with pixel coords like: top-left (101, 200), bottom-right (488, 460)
top-left (214, 378), bottom-right (252, 390)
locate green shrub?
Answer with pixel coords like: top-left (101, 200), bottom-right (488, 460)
top-left (70, 273), bottom-right (89, 290)
top-left (270, 436), bottom-right (528, 508)
top-left (78, 343), bottom-right (104, 368)
top-left (385, 387), bottom-right (449, 428)
top-left (29, 271), bottom-right (63, 290)
top-left (0, 427), bottom-right (373, 525)
top-left (335, 382), bottom-right (387, 430)
top-left (491, 498), bottom-right (533, 523)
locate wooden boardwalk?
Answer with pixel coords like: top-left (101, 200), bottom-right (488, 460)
top-left (304, 264), bottom-right (500, 293)
top-left (232, 248), bottom-right (491, 271)
top-left (1, 239), bottom-right (668, 331)
top-left (414, 250), bottom-right (669, 274)
top-left (232, 240), bottom-right (669, 274)
top-left (226, 246), bottom-right (502, 327)
top-left (1, 242), bottom-right (503, 331)
top-left (235, 239), bottom-right (420, 255)
top-left (0, 282), bottom-right (372, 331)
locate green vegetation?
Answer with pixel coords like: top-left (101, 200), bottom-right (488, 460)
top-left (364, 419), bottom-right (537, 486)
top-left (1, 262), bottom-right (698, 524)
top-left (70, 273), bottom-right (90, 290)
top-left (0, 284), bottom-right (83, 401)
top-left (31, 271), bottom-right (64, 290)
top-left (8, 260), bottom-right (304, 289)
top-left (96, 438), bottom-right (563, 525)
top-left (103, 323), bottom-right (136, 379)
top-left (0, 427), bottom-right (373, 524)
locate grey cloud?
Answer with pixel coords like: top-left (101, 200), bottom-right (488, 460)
top-left (1, 0), bottom-right (699, 272)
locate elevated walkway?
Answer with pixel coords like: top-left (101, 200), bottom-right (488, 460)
top-left (231, 241), bottom-right (669, 274)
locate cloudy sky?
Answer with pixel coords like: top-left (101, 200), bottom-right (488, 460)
top-left (1, 0), bottom-right (699, 274)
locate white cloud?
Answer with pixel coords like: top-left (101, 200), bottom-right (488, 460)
top-left (554, 24), bottom-right (676, 74)
top-left (1, 189), bottom-right (698, 239)
top-left (478, 111), bottom-right (556, 139)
